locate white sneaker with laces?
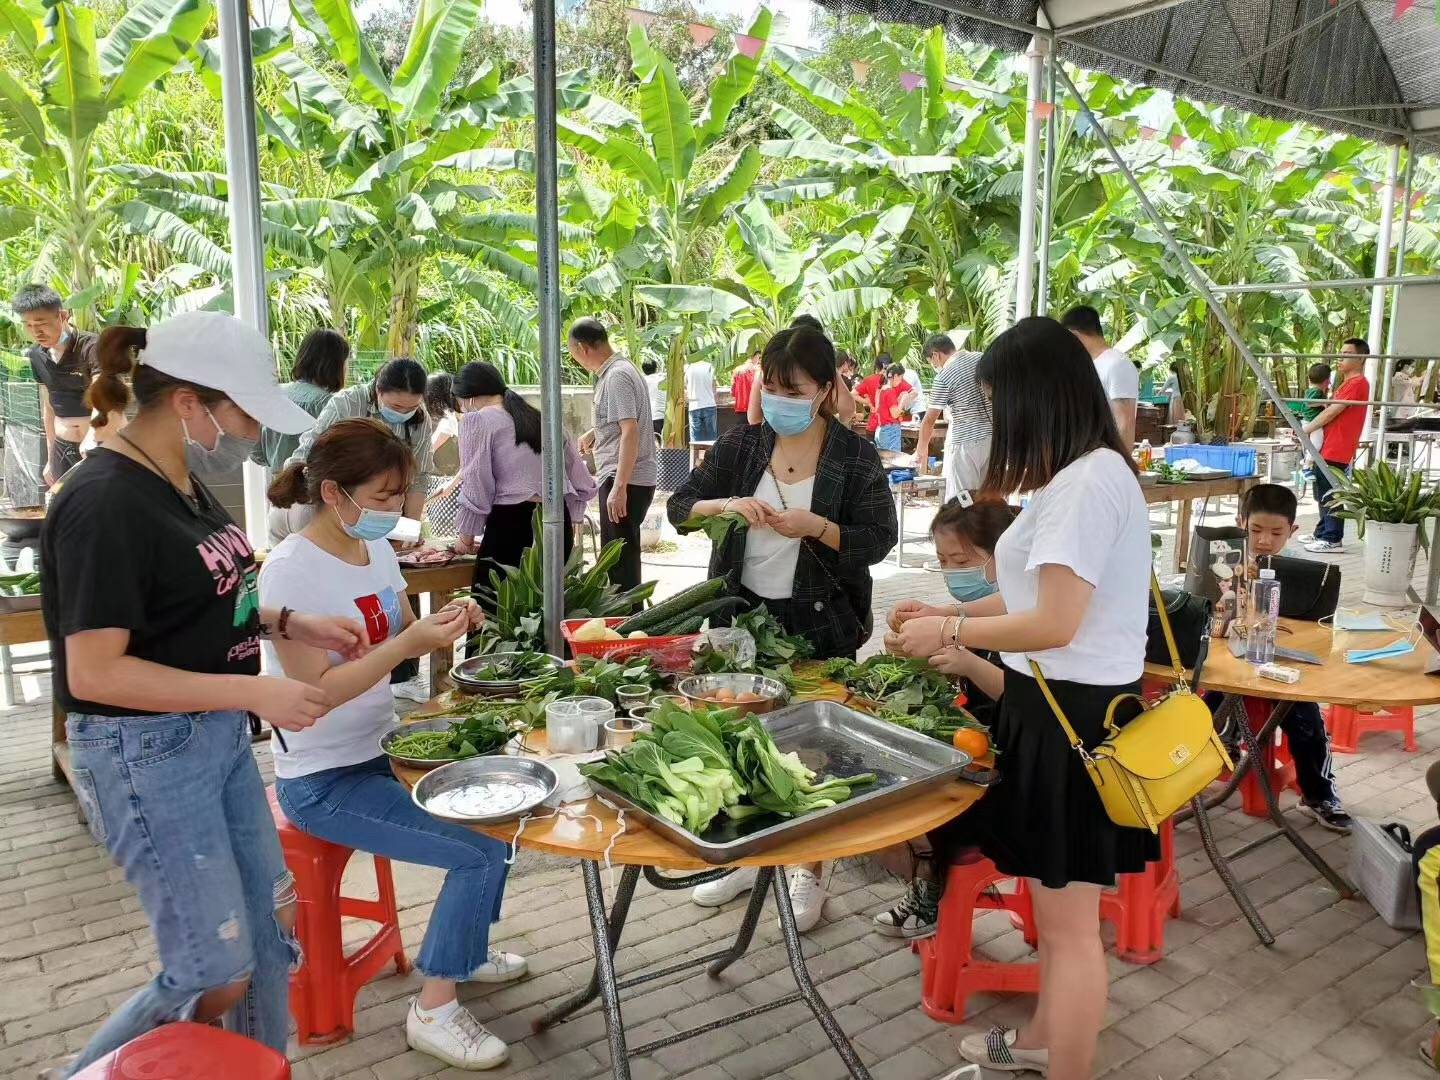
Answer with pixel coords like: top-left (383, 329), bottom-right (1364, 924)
top-left (692, 866), bottom-right (758, 907)
top-left (785, 867), bottom-right (828, 933)
top-left (1304, 539), bottom-right (1344, 554)
top-left (1297, 533), bottom-right (1316, 544)
top-left (392, 676), bottom-right (430, 703)
top-left (406, 999), bottom-right (508, 1070)
top-left (468, 949), bottom-right (528, 984)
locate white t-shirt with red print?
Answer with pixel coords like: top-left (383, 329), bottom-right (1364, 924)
top-left (259, 534), bottom-right (409, 779)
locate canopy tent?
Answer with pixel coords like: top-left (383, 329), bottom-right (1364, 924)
top-left (813, 0), bottom-right (1440, 150)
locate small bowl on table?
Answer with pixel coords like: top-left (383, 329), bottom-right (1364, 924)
top-left (449, 653), bottom-right (562, 698)
top-left (675, 673), bottom-right (787, 717)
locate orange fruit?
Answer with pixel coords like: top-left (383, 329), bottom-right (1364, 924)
top-left (952, 728), bottom-right (990, 758)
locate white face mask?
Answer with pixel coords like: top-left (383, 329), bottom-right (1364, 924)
top-left (182, 407), bottom-right (256, 479)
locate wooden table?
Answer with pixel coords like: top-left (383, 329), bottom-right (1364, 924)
top-left (395, 726), bottom-right (979, 1079)
top-left (1148, 618), bottom-right (1440, 943)
top-left (46, 558), bottom-right (477, 792)
top-left (1143, 476), bottom-right (1258, 573)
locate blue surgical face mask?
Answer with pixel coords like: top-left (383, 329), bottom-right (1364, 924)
top-left (944, 562), bottom-right (997, 603)
top-left (1345, 637), bottom-right (1417, 664)
top-left (338, 488), bottom-right (401, 542)
top-left (378, 404), bottom-right (417, 425)
top-left (761, 390), bottom-right (818, 437)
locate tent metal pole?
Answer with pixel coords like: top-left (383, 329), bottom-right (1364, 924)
top-left (1014, 34), bottom-right (1048, 322)
top-left (1047, 55), bottom-right (1339, 489)
top-left (1375, 146), bottom-right (1416, 461)
top-left (217, 0), bottom-right (271, 545)
top-left (533, 0), bottom-right (565, 656)
top-left (1363, 145), bottom-right (1400, 444)
top-left (1213, 275), bottom-right (1440, 294)
top-left (1036, 51), bottom-right (1057, 314)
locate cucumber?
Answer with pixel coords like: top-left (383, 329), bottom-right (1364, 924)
top-left (652, 596), bottom-right (747, 635)
top-left (616, 577), bottom-right (729, 634)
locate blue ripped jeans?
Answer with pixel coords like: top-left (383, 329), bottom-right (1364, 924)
top-left (65, 710), bottom-right (298, 1075)
top-left (276, 755), bottom-right (509, 980)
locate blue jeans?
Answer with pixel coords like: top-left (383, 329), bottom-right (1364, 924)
top-left (1312, 460), bottom-right (1348, 543)
top-left (276, 755), bottom-right (509, 980)
top-left (65, 710), bottom-right (298, 1075)
top-left (688, 406), bottom-right (718, 443)
top-left (875, 424), bottom-right (902, 452)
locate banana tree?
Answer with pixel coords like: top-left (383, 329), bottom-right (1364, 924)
top-left (561, 11), bottom-right (773, 447)
top-left (0, 0), bottom-right (213, 325)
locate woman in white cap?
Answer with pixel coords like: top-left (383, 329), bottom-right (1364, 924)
top-left (40, 312), bottom-right (370, 1075)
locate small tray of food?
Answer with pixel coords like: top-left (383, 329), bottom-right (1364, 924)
top-left (0, 569), bottom-right (41, 612)
top-left (381, 700), bottom-right (540, 769)
top-left (450, 651), bottom-right (563, 696)
top-left (582, 699), bottom-right (971, 863)
top-left (675, 672), bottom-right (786, 716)
top-left (397, 545), bottom-right (462, 568)
top-left (412, 757), bottom-right (558, 824)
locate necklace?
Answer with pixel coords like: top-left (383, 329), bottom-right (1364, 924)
top-left (117, 432), bottom-right (203, 513)
top-left (773, 424), bottom-right (822, 475)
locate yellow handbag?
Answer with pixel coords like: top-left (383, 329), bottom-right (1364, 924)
top-left (1029, 574), bottom-right (1233, 834)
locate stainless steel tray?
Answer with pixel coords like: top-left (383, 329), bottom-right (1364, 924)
top-left (588, 699), bottom-right (972, 863)
top-left (413, 756), bottom-right (557, 824)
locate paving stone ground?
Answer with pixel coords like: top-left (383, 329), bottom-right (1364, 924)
top-left (3, 486), bottom-right (1439, 1080)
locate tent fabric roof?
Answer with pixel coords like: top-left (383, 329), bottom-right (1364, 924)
top-left (812, 0), bottom-right (1440, 151)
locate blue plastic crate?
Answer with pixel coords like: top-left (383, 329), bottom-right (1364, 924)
top-left (1165, 444), bottom-right (1257, 477)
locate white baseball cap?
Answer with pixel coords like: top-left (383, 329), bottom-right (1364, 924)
top-left (138, 311), bottom-right (315, 435)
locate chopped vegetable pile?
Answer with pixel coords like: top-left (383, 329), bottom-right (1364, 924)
top-left (580, 700), bottom-right (875, 836)
top-left (823, 656), bottom-right (957, 713)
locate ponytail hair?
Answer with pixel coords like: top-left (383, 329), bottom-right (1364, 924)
top-left (268, 418), bottom-right (415, 508)
top-left (89, 325), bottom-right (227, 427)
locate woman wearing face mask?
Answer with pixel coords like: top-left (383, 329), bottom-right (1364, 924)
top-left (261, 419), bottom-right (522, 1072)
top-left (41, 313), bottom-right (372, 1075)
top-left (870, 498), bottom-right (1013, 941)
top-left (669, 325), bottom-right (897, 931)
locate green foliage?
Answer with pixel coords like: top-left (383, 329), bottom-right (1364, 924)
top-left (1331, 462), bottom-right (1440, 539)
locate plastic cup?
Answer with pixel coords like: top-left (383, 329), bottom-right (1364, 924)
top-left (616, 684), bottom-right (652, 711)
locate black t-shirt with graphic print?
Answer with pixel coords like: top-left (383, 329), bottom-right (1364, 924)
top-left (42, 448), bottom-right (263, 716)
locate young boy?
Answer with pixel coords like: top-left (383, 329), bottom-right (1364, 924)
top-left (1238, 483), bottom-right (1351, 831)
top-left (1296, 362), bottom-right (1331, 423)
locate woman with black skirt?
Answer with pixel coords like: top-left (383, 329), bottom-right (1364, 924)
top-left (891, 317), bottom-right (1155, 1080)
top-left (668, 325), bottom-right (897, 931)
top-left (449, 362), bottom-right (595, 587)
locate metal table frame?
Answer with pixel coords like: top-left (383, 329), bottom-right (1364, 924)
top-left (538, 861), bottom-right (872, 1080)
top-left (1180, 693), bottom-right (1356, 946)
top-left (891, 474), bottom-right (947, 567)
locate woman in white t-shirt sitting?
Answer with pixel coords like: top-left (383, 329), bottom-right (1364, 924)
top-left (891, 317), bottom-right (1155, 1080)
top-left (259, 418), bottom-right (525, 1073)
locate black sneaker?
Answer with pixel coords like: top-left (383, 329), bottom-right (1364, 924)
top-left (873, 878), bottom-right (940, 940)
top-left (1301, 799), bottom-right (1352, 833)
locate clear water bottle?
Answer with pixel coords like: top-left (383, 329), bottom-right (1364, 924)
top-left (1246, 569), bottom-right (1280, 665)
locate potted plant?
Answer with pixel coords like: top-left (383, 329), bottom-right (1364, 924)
top-left (1330, 462), bottom-right (1440, 607)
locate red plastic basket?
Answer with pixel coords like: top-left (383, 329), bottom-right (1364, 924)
top-left (561, 618), bottom-right (702, 666)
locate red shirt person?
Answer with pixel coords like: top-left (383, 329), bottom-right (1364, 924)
top-left (854, 363), bottom-right (887, 432)
top-left (730, 354), bottom-right (759, 418)
top-left (1301, 337), bottom-right (1371, 552)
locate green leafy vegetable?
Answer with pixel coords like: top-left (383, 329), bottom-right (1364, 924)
top-left (387, 710), bottom-right (516, 760)
top-left (527, 654), bottom-right (665, 704)
top-left (825, 655), bottom-right (956, 714)
top-left (463, 652), bottom-right (555, 682)
top-left (677, 511), bottom-right (749, 546)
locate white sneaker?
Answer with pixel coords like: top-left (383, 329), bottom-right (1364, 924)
top-left (406, 998), bottom-right (509, 1071)
top-left (786, 867), bottom-right (828, 933)
top-left (873, 878), bottom-right (940, 940)
top-left (392, 676), bottom-right (430, 703)
top-left (958, 1026), bottom-right (1049, 1074)
top-left (468, 949), bottom-right (528, 984)
top-left (1297, 533), bottom-right (1316, 544)
top-left (1304, 539), bottom-right (1344, 553)
top-left (692, 866), bottom-right (758, 907)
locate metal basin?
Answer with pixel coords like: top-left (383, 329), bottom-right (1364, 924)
top-left (675, 673), bottom-right (787, 716)
top-left (449, 652), bottom-right (562, 697)
top-left (412, 756), bottom-right (558, 824)
top-left (379, 717), bottom-right (468, 770)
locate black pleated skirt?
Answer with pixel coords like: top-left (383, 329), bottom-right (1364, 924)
top-left (947, 666), bottom-right (1161, 889)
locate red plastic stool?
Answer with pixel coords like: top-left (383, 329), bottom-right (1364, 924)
top-left (1097, 819), bottom-right (1181, 964)
top-left (268, 788), bottom-right (410, 1045)
top-left (1326, 703), bottom-right (1417, 754)
top-left (916, 856), bottom-right (1040, 1023)
top-left (1220, 697), bottom-right (1299, 817)
top-left (71, 1022), bottom-right (290, 1079)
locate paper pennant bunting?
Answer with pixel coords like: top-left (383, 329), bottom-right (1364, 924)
top-left (1169, 133), bottom-right (1186, 150)
top-left (734, 33), bottom-right (763, 59)
top-left (687, 22), bottom-right (717, 46)
top-left (1034, 101), bottom-right (1055, 120)
top-left (626, 7), bottom-right (656, 27)
top-left (1139, 125), bottom-right (1158, 140)
top-left (899, 71), bottom-right (925, 93)
top-left (1395, 0), bottom-right (1415, 16)
top-left (1278, 160), bottom-right (1295, 173)
top-left (851, 60), bottom-right (871, 84)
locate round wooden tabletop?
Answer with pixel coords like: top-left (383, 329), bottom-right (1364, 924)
top-left (1146, 617), bottom-right (1440, 707)
top-left (393, 730), bottom-right (981, 873)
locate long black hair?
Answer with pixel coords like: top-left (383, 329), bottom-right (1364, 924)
top-left (455, 361), bottom-right (542, 454)
top-left (977, 316), bottom-right (1134, 494)
top-left (373, 357), bottom-right (428, 436)
top-left (292, 328), bottom-right (349, 392)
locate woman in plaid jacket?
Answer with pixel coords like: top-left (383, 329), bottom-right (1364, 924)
top-left (668, 325), bottom-right (897, 661)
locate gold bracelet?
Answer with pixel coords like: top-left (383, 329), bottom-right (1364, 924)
top-left (940, 616), bottom-right (956, 647)
top-left (950, 613), bottom-right (966, 649)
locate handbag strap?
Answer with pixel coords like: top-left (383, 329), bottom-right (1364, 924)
top-left (1028, 658), bottom-right (1091, 759)
top-left (1149, 572), bottom-right (1187, 682)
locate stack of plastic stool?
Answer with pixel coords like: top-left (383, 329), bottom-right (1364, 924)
top-left (1326, 703), bottom-right (1416, 754)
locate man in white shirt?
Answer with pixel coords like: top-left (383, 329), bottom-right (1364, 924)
top-left (1063, 305), bottom-right (1139, 447)
top-left (684, 357), bottom-right (718, 443)
top-left (916, 333), bottom-right (991, 499)
top-left (641, 358), bottom-right (666, 437)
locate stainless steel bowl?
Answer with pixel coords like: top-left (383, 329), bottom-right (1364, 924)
top-left (380, 717), bottom-right (467, 770)
top-left (675, 673), bottom-right (787, 716)
top-left (450, 652), bottom-right (563, 697)
top-left (412, 756), bottom-right (558, 824)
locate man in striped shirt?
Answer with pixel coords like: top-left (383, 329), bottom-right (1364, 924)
top-left (916, 333), bottom-right (991, 501)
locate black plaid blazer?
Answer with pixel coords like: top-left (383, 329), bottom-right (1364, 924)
top-left (668, 419), bottom-right (897, 657)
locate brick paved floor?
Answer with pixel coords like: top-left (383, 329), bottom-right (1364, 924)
top-left (3, 486), bottom-right (1438, 1080)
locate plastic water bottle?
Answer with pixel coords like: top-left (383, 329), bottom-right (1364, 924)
top-left (1246, 569), bottom-right (1280, 665)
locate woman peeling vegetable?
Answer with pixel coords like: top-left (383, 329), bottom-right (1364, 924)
top-left (43, 314), bottom-right (372, 1075)
top-left (261, 420), bottom-right (526, 1072)
top-left (668, 325), bottom-right (897, 932)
